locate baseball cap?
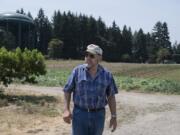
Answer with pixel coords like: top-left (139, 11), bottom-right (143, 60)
top-left (86, 44), bottom-right (103, 55)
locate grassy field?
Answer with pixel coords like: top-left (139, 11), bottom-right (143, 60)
top-left (45, 60), bottom-right (180, 80)
top-left (0, 60), bottom-right (180, 134)
top-left (34, 60), bottom-right (180, 94)
top-left (10, 59), bottom-right (180, 94)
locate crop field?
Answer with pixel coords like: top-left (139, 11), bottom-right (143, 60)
top-left (36, 60), bottom-right (180, 94)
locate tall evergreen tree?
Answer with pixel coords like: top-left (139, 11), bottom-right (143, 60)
top-left (121, 25), bottom-right (133, 62)
top-left (132, 29), bottom-right (148, 63)
top-left (161, 22), bottom-right (172, 51)
top-left (34, 8), bottom-right (52, 54)
top-left (152, 21), bottom-right (171, 51)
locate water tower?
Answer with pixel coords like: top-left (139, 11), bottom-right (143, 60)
top-left (0, 12), bottom-right (35, 49)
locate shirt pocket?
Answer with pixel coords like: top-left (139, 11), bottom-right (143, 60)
top-left (76, 79), bottom-right (87, 96)
top-left (96, 82), bottom-right (107, 96)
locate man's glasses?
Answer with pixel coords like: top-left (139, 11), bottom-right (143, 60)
top-left (85, 52), bottom-right (95, 59)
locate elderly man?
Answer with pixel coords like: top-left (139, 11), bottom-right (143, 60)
top-left (63, 44), bottom-right (118, 135)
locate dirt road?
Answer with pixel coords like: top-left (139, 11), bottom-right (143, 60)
top-left (7, 85), bottom-right (180, 135)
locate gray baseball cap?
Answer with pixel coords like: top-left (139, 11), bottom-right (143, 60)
top-left (86, 44), bottom-right (103, 55)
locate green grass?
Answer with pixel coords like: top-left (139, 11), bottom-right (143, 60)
top-left (115, 76), bottom-right (180, 94)
top-left (15, 60), bottom-right (179, 94)
top-left (34, 67), bottom-right (180, 94)
top-left (45, 60), bottom-right (180, 80)
top-left (36, 69), bottom-right (70, 86)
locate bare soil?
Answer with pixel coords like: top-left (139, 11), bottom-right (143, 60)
top-left (0, 84), bottom-right (179, 135)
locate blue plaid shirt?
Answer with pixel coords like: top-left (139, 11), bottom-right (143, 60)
top-left (63, 64), bottom-right (118, 109)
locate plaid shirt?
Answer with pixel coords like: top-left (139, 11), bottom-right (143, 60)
top-left (63, 64), bottom-right (118, 109)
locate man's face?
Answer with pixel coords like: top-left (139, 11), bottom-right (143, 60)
top-left (85, 52), bottom-right (100, 68)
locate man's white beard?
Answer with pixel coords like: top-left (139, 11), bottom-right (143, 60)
top-left (86, 64), bottom-right (92, 69)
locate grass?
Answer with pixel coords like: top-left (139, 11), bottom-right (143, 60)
top-left (37, 60), bottom-right (180, 94)
top-left (115, 76), bottom-right (180, 94)
top-left (0, 88), bottom-right (61, 117)
top-left (45, 60), bottom-right (180, 80)
top-left (10, 60), bottom-right (180, 94)
top-left (36, 69), bottom-right (70, 86)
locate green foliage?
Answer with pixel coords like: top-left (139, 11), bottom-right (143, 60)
top-left (115, 76), bottom-right (180, 94)
top-left (172, 54), bottom-right (180, 63)
top-left (0, 29), bottom-right (16, 49)
top-left (143, 79), bottom-right (180, 94)
top-left (34, 8), bottom-right (52, 54)
top-left (132, 29), bottom-right (148, 63)
top-left (156, 48), bottom-right (171, 63)
top-left (0, 47), bottom-right (46, 86)
top-left (48, 38), bottom-right (63, 59)
top-left (121, 54), bottom-right (131, 62)
top-left (34, 67), bottom-right (180, 94)
top-left (36, 69), bottom-right (70, 86)
top-left (3, 9), bottom-right (176, 63)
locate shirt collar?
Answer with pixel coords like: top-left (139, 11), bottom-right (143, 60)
top-left (83, 64), bottom-right (104, 76)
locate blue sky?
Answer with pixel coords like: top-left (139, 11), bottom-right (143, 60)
top-left (1, 0), bottom-right (180, 43)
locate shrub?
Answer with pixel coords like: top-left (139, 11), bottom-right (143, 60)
top-left (48, 38), bottom-right (63, 59)
top-left (0, 47), bottom-right (46, 86)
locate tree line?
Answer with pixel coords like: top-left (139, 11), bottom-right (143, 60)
top-left (2, 8), bottom-right (180, 63)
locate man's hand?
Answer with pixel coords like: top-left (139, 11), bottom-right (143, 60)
top-left (109, 117), bottom-right (117, 132)
top-left (63, 110), bottom-right (72, 124)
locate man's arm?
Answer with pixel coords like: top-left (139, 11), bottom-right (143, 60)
top-left (64, 92), bottom-right (71, 111)
top-left (63, 68), bottom-right (76, 124)
top-left (63, 92), bottom-right (72, 124)
top-left (108, 96), bottom-right (117, 116)
top-left (108, 96), bottom-right (117, 132)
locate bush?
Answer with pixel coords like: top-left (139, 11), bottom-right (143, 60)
top-left (0, 47), bottom-right (46, 86)
top-left (48, 38), bottom-right (63, 59)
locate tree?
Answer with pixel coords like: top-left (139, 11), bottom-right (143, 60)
top-left (152, 21), bottom-right (172, 53)
top-left (27, 12), bottom-right (33, 19)
top-left (121, 25), bottom-right (133, 62)
top-left (173, 41), bottom-right (180, 54)
top-left (34, 8), bottom-right (52, 54)
top-left (48, 38), bottom-right (63, 59)
top-left (132, 29), bottom-right (148, 63)
top-left (172, 42), bottom-right (180, 63)
top-left (0, 29), bottom-right (16, 49)
top-left (157, 48), bottom-right (171, 63)
top-left (104, 21), bottom-right (123, 62)
top-left (146, 32), bottom-right (157, 63)
top-left (0, 47), bottom-right (46, 86)
top-left (161, 22), bottom-right (171, 51)
top-left (16, 8), bottom-right (26, 15)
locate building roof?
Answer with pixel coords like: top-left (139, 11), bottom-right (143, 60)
top-left (0, 12), bottom-right (34, 24)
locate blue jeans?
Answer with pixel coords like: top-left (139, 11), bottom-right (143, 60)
top-left (72, 106), bottom-right (105, 135)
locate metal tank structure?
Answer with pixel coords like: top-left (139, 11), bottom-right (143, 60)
top-left (0, 12), bottom-right (35, 49)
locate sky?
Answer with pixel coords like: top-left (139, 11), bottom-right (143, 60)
top-left (1, 0), bottom-right (180, 43)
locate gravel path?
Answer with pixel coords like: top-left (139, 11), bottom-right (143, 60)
top-left (7, 84), bottom-right (180, 135)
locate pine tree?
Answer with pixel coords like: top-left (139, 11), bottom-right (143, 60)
top-left (132, 29), bottom-right (148, 63)
top-left (34, 8), bottom-right (52, 54)
top-left (121, 25), bottom-right (133, 62)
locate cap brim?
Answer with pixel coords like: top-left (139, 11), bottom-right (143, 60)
top-left (85, 50), bottom-right (97, 55)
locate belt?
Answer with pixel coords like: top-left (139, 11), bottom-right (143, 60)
top-left (74, 104), bottom-right (105, 112)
